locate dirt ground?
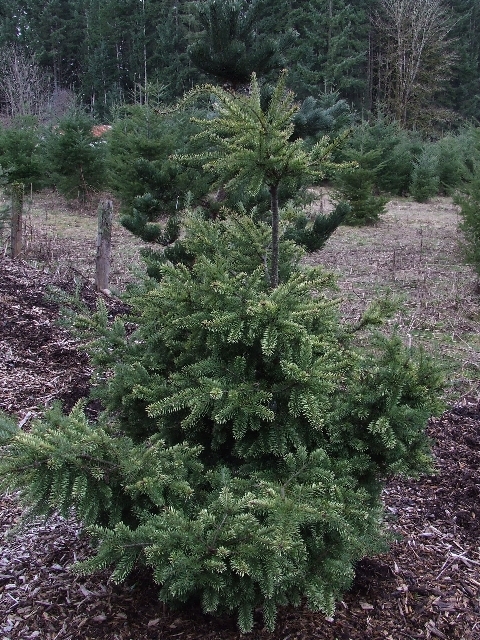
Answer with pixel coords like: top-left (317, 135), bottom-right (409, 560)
top-left (0, 196), bottom-right (479, 639)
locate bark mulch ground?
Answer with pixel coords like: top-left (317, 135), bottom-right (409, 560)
top-left (0, 257), bottom-right (479, 640)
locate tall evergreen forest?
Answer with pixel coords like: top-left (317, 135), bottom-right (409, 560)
top-left (0, 0), bottom-right (479, 124)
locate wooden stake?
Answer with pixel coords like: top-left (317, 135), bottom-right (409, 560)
top-left (10, 182), bottom-right (24, 259)
top-left (95, 199), bottom-right (113, 292)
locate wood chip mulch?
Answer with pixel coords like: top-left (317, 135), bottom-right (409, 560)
top-left (1, 257), bottom-right (479, 640)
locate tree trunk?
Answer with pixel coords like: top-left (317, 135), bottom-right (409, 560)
top-left (10, 182), bottom-right (23, 259)
top-left (95, 199), bottom-right (113, 291)
top-left (270, 184), bottom-right (279, 289)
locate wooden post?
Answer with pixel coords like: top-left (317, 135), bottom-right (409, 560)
top-left (10, 182), bottom-right (24, 259)
top-left (95, 199), bottom-right (113, 292)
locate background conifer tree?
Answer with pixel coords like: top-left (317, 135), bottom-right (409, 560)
top-left (410, 146), bottom-right (440, 203)
top-left (107, 104), bottom-right (211, 241)
top-left (0, 117), bottom-right (45, 190)
top-left (333, 145), bottom-right (388, 226)
top-left (188, 0), bottom-right (284, 88)
top-left (45, 111), bottom-right (106, 202)
top-left (455, 133), bottom-right (480, 281)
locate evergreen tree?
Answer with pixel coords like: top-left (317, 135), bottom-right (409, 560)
top-left (148, 0), bottom-right (201, 102)
top-left (454, 133), bottom-right (480, 281)
top-left (283, 201), bottom-right (351, 251)
top-left (334, 163), bottom-right (388, 226)
top-left (0, 410), bottom-right (17, 444)
top-left (444, 0), bottom-right (480, 119)
top-left (79, 0), bottom-right (198, 113)
top-left (292, 91), bottom-right (352, 142)
top-left (0, 211), bottom-right (443, 631)
top-left (0, 117), bottom-right (46, 189)
top-left (281, 0), bottom-right (370, 105)
top-left (45, 111), bottom-right (107, 201)
top-left (107, 104), bottom-right (211, 239)
top-left (435, 134), bottom-right (469, 195)
top-left (340, 119), bottom-right (422, 197)
top-left (0, 167), bottom-right (11, 239)
top-left (80, 0), bottom-right (150, 111)
top-left (2, 0), bottom-right (480, 124)
top-left (410, 145), bottom-right (440, 203)
top-left (187, 0), bottom-right (285, 87)
top-left (0, 0), bottom-right (18, 47)
top-left (333, 133), bottom-right (389, 226)
top-left (12, 0), bottom-right (86, 89)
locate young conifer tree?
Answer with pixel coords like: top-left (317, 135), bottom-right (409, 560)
top-left (455, 138), bottom-right (480, 282)
top-left (0, 212), bottom-right (442, 630)
top-left (0, 75), bottom-right (443, 633)
top-left (45, 111), bottom-right (106, 202)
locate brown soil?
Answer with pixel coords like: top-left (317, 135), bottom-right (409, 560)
top-left (1, 198), bottom-right (480, 639)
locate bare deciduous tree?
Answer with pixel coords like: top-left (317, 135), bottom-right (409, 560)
top-left (0, 46), bottom-right (50, 119)
top-left (374, 0), bottom-right (455, 127)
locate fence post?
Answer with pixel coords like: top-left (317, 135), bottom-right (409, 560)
top-left (95, 199), bottom-right (113, 292)
top-left (10, 182), bottom-right (24, 259)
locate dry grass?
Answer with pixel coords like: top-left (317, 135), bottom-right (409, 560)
top-left (6, 190), bottom-right (147, 291)
top-left (4, 188), bottom-right (480, 399)
top-left (309, 195), bottom-right (480, 399)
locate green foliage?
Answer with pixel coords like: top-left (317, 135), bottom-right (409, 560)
top-left (0, 166), bottom-right (10, 237)
top-left (434, 133), bottom-right (471, 195)
top-left (292, 92), bottom-right (352, 142)
top-left (0, 410), bottom-right (17, 444)
top-left (410, 146), bottom-right (440, 203)
top-left (176, 71), bottom-right (349, 286)
top-left (455, 149), bottom-right (480, 279)
top-left (0, 201), bottom-right (9, 238)
top-left (333, 145), bottom-right (388, 226)
top-left (188, 0), bottom-right (284, 86)
top-left (0, 212), bottom-right (443, 631)
top-left (283, 201), bottom-right (350, 252)
top-left (447, 0), bottom-right (480, 119)
top-left (120, 194), bottom-right (181, 245)
top-left (342, 120), bottom-right (421, 197)
top-left (0, 0), bottom-right (479, 125)
top-left (136, 205), bottom-right (304, 283)
top-left (0, 118), bottom-right (46, 190)
top-left (45, 111), bottom-right (107, 201)
top-left (179, 72), bottom-right (308, 192)
top-left (334, 167), bottom-right (387, 226)
top-left (282, 0), bottom-right (369, 105)
top-left (108, 105), bottom-right (211, 233)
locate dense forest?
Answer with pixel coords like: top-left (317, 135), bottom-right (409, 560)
top-left (0, 0), bottom-right (479, 126)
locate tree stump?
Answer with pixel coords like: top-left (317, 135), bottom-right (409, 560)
top-left (10, 183), bottom-right (24, 259)
top-left (95, 199), bottom-right (113, 291)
